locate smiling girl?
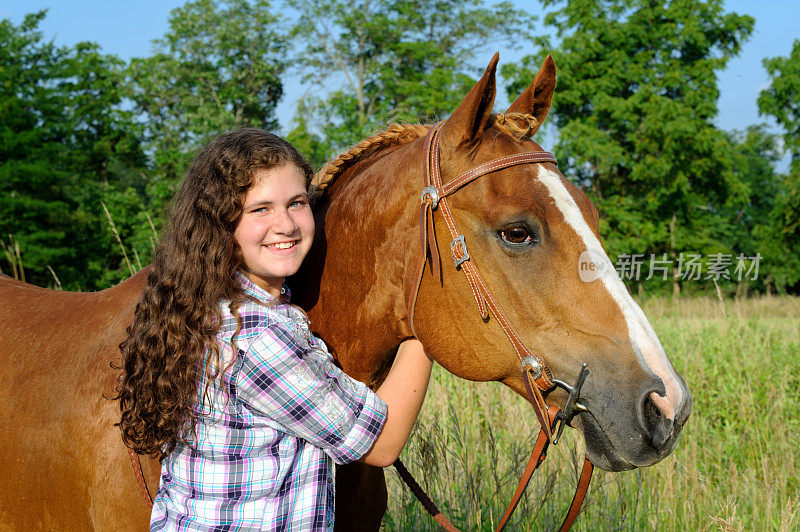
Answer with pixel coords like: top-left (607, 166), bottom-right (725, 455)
top-left (118, 129), bottom-right (432, 531)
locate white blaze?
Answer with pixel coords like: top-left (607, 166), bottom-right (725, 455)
top-left (537, 168), bottom-right (684, 418)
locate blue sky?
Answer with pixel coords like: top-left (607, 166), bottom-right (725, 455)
top-left (2, 0), bottom-right (798, 159)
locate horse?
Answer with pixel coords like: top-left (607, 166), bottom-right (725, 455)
top-left (0, 53), bottom-right (691, 530)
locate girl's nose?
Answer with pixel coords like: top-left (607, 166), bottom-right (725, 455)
top-left (272, 208), bottom-right (298, 234)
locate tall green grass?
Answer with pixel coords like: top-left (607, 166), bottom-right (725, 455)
top-left (383, 296), bottom-right (800, 531)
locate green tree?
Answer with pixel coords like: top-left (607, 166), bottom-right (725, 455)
top-left (503, 0), bottom-right (753, 294)
top-left (759, 40), bottom-right (800, 169)
top-left (722, 127), bottom-right (782, 294)
top-left (757, 40), bottom-right (800, 292)
top-left (0, 11), bottom-right (147, 289)
top-left (285, 100), bottom-right (332, 170)
top-left (286, 0), bottom-right (534, 154)
top-left (127, 0), bottom-right (288, 209)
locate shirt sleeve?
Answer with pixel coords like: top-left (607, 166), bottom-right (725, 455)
top-left (237, 320), bottom-right (388, 465)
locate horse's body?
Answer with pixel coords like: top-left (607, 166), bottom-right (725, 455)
top-left (0, 272), bottom-right (157, 530)
top-left (0, 54), bottom-right (690, 530)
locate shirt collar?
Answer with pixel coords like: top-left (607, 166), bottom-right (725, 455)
top-left (234, 271), bottom-right (291, 303)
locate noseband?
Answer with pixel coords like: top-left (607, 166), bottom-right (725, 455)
top-left (402, 121), bottom-right (594, 531)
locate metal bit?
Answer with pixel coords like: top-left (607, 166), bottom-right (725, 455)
top-left (551, 363), bottom-right (590, 445)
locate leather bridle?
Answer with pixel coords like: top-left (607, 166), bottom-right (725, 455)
top-left (401, 121), bottom-right (594, 531)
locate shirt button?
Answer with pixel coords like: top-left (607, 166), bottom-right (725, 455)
top-left (327, 477), bottom-right (333, 484)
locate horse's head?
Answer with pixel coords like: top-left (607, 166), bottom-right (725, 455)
top-left (410, 54), bottom-right (692, 472)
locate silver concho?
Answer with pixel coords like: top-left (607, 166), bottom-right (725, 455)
top-left (521, 355), bottom-right (542, 379)
top-left (420, 186), bottom-right (440, 209)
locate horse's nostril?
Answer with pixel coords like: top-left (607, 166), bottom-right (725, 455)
top-left (641, 392), bottom-right (673, 450)
top-left (642, 395), bottom-right (659, 432)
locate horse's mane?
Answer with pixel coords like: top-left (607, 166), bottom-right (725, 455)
top-left (309, 113), bottom-right (539, 203)
top-left (310, 123), bottom-right (430, 203)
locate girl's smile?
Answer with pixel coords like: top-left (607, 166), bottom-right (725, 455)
top-left (264, 240), bottom-right (299, 250)
top-left (234, 164), bottom-right (314, 297)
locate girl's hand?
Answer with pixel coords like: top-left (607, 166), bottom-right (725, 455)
top-left (359, 339), bottom-right (432, 467)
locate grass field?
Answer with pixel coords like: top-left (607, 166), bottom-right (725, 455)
top-left (382, 296), bottom-right (800, 531)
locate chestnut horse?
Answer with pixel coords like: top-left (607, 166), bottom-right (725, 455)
top-left (0, 54), bottom-right (691, 530)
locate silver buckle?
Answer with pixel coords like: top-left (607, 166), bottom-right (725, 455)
top-left (450, 235), bottom-right (469, 268)
top-left (420, 186), bottom-right (440, 209)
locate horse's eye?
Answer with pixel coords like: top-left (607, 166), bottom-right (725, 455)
top-left (500, 225), bottom-right (535, 245)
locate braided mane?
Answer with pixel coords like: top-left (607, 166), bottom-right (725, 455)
top-left (310, 123), bottom-right (430, 203)
top-left (309, 113), bottom-right (539, 203)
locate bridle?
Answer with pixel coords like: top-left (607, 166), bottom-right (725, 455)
top-left (401, 120), bottom-right (594, 531)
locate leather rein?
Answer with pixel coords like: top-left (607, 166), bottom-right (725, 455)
top-left (127, 447), bottom-right (154, 508)
top-left (399, 121), bottom-right (594, 531)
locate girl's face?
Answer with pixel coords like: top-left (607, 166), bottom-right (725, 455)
top-left (234, 164), bottom-right (314, 297)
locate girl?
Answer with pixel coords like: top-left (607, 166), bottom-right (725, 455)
top-left (118, 129), bottom-right (432, 531)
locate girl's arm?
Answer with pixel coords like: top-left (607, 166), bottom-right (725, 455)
top-left (360, 338), bottom-right (433, 467)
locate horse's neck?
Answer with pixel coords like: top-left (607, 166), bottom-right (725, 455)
top-left (300, 145), bottom-right (422, 387)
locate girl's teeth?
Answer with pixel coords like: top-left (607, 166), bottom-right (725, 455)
top-left (271, 242), bottom-right (294, 249)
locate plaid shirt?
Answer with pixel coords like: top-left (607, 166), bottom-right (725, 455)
top-left (150, 273), bottom-right (387, 531)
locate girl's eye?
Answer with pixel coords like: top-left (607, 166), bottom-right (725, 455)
top-left (500, 225), bottom-right (535, 245)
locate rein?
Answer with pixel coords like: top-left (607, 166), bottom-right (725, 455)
top-left (122, 396), bottom-right (154, 509)
top-left (401, 121), bottom-right (594, 531)
top-left (127, 446), bottom-right (154, 508)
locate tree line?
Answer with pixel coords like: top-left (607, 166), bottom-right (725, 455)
top-left (1, 0), bottom-right (798, 295)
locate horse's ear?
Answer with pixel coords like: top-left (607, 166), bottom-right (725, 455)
top-left (441, 52), bottom-right (499, 148)
top-left (506, 54), bottom-right (556, 134)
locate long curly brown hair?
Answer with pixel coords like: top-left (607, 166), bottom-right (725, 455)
top-left (118, 128), bottom-right (313, 459)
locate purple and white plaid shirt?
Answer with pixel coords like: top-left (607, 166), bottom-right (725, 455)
top-left (150, 273), bottom-right (387, 531)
